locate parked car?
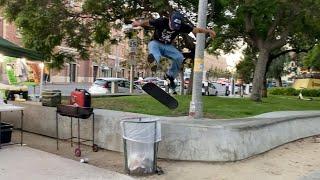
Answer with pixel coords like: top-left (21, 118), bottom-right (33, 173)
top-left (88, 77), bottom-right (143, 95)
top-left (202, 82), bottom-right (218, 96)
top-left (156, 80), bottom-right (166, 88)
top-left (142, 77), bottom-right (161, 85)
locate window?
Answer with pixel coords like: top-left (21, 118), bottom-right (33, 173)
top-left (94, 79), bottom-right (108, 87)
top-left (118, 80), bottom-right (130, 88)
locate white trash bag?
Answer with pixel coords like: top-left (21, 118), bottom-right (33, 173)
top-left (121, 117), bottom-right (161, 175)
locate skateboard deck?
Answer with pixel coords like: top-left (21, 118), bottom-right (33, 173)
top-left (142, 82), bottom-right (178, 109)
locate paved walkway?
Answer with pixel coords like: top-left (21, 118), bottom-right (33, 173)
top-left (0, 146), bottom-right (133, 180)
top-left (300, 171), bottom-right (320, 180)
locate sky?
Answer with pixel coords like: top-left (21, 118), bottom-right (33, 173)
top-left (222, 41), bottom-right (247, 71)
top-left (223, 51), bottom-right (244, 71)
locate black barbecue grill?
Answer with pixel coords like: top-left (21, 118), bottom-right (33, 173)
top-left (56, 104), bottom-right (98, 157)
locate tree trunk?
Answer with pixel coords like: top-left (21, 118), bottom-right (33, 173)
top-left (262, 76), bottom-right (268, 98)
top-left (251, 49), bottom-right (270, 101)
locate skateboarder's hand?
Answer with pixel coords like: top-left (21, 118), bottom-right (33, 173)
top-left (132, 20), bottom-right (141, 27)
top-left (209, 29), bottom-right (216, 39)
top-left (132, 20), bottom-right (139, 27)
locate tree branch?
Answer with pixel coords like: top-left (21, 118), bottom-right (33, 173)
top-left (266, 10), bottom-right (283, 39)
top-left (244, 13), bottom-right (259, 47)
top-left (269, 30), bottom-right (289, 50)
top-left (269, 47), bottom-right (313, 60)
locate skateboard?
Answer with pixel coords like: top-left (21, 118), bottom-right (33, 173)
top-left (142, 82), bottom-right (179, 109)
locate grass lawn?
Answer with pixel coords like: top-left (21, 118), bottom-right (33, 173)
top-left (84, 95), bottom-right (320, 119)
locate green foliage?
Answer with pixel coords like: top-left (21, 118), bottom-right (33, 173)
top-left (303, 44), bottom-right (320, 69)
top-left (6, 68), bottom-right (17, 85)
top-left (236, 56), bottom-right (255, 84)
top-left (267, 54), bottom-right (291, 79)
top-left (268, 87), bottom-right (299, 96)
top-left (0, 0), bottom-right (218, 69)
top-left (211, 0), bottom-right (320, 101)
top-left (235, 46), bottom-right (257, 83)
top-left (4, 56), bottom-right (17, 63)
top-left (0, 0), bottom-right (319, 85)
top-left (212, 0), bottom-right (320, 54)
top-left (207, 67), bottom-right (231, 79)
top-left (303, 89), bottom-right (320, 97)
top-left (268, 87), bottom-right (320, 97)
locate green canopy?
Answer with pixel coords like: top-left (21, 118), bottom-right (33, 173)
top-left (0, 37), bottom-right (43, 60)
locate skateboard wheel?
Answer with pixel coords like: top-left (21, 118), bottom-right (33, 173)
top-left (92, 144), bottom-right (99, 152)
top-left (75, 148), bottom-right (81, 157)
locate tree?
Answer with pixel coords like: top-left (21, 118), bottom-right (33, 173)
top-left (0, 0), bottom-right (205, 65)
top-left (267, 54), bottom-right (291, 87)
top-left (2, 0), bottom-right (319, 103)
top-left (211, 0), bottom-right (320, 101)
top-left (303, 44), bottom-right (320, 70)
top-left (236, 46), bottom-right (256, 84)
top-left (236, 57), bottom-right (254, 84)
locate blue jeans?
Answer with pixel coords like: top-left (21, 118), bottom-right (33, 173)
top-left (148, 40), bottom-right (184, 78)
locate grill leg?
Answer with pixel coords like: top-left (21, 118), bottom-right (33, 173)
top-left (71, 117), bottom-right (73, 147)
top-left (21, 110), bottom-right (24, 146)
top-left (77, 118), bottom-right (80, 149)
top-left (92, 113), bottom-right (95, 146)
top-left (56, 112), bottom-right (59, 150)
top-left (0, 112), bottom-right (2, 149)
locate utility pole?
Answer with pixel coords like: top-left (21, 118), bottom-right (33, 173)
top-left (189, 0), bottom-right (208, 118)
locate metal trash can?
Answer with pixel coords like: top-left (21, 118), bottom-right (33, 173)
top-left (42, 90), bottom-right (61, 107)
top-left (121, 117), bottom-right (161, 176)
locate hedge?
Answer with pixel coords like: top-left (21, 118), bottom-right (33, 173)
top-left (268, 87), bottom-right (320, 97)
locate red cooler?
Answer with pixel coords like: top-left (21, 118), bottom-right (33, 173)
top-left (70, 89), bottom-right (91, 107)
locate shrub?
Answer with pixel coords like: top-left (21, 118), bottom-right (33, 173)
top-left (268, 87), bottom-right (320, 97)
top-left (302, 89), bottom-right (320, 97)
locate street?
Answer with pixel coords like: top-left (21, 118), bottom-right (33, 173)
top-left (28, 83), bottom-right (91, 96)
top-left (27, 82), bottom-right (230, 97)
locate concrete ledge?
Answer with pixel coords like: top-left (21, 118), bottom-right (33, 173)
top-left (3, 102), bottom-right (320, 162)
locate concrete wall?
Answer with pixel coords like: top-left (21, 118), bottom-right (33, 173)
top-left (3, 102), bottom-right (320, 162)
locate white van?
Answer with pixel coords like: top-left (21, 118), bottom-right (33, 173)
top-left (202, 81), bottom-right (218, 96)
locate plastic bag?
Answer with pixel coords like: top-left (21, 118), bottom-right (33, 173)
top-left (121, 117), bottom-right (161, 143)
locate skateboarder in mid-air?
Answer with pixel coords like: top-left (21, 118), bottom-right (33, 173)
top-left (132, 11), bottom-right (216, 93)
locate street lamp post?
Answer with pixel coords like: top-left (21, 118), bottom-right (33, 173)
top-left (189, 0), bottom-right (208, 118)
top-left (128, 38), bottom-right (137, 94)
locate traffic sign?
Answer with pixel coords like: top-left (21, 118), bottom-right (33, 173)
top-left (128, 54), bottom-right (136, 66)
top-left (128, 39), bottom-right (137, 53)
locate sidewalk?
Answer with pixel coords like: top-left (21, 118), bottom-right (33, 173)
top-left (9, 131), bottom-right (320, 180)
top-left (0, 146), bottom-right (133, 180)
